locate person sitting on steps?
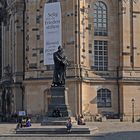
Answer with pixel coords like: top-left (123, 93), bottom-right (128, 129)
top-left (66, 117), bottom-right (72, 133)
top-left (77, 115), bottom-right (86, 125)
top-left (52, 108), bottom-right (61, 117)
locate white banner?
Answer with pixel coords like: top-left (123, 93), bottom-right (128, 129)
top-left (44, 2), bottom-right (62, 65)
top-left (18, 111), bottom-right (26, 116)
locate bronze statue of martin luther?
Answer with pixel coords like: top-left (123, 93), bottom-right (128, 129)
top-left (52, 46), bottom-right (69, 87)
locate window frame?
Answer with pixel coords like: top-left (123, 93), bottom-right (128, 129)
top-left (97, 88), bottom-right (112, 108)
top-left (93, 40), bottom-right (108, 71)
top-left (94, 1), bottom-right (108, 36)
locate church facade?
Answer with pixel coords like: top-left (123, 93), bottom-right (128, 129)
top-left (0, 0), bottom-right (140, 121)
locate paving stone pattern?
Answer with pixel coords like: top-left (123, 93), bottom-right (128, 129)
top-left (0, 122), bottom-right (140, 140)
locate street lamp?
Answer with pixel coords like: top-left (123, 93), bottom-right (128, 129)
top-left (131, 98), bottom-right (135, 123)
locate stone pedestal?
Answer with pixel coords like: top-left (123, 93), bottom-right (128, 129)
top-left (47, 86), bottom-right (72, 117)
top-left (41, 86), bottom-right (72, 125)
top-left (17, 87), bottom-right (91, 135)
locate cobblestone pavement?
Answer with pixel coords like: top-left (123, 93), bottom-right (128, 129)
top-left (0, 123), bottom-right (17, 134)
top-left (0, 121), bottom-right (140, 134)
top-left (86, 121), bottom-right (140, 135)
top-left (0, 121), bottom-right (140, 140)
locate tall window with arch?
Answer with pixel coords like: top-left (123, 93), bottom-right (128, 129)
top-left (94, 1), bottom-right (108, 36)
top-left (47, 0), bottom-right (59, 3)
top-left (93, 1), bottom-right (108, 71)
top-left (97, 88), bottom-right (111, 108)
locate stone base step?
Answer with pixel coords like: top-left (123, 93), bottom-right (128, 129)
top-left (41, 117), bottom-right (76, 126)
top-left (16, 127), bottom-right (90, 134)
top-left (41, 120), bottom-right (67, 126)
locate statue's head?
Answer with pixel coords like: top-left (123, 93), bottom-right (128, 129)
top-left (58, 46), bottom-right (63, 53)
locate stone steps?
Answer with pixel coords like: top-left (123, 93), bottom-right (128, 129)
top-left (41, 117), bottom-right (76, 126)
top-left (41, 117), bottom-right (67, 126)
top-left (16, 127), bottom-right (90, 134)
top-left (41, 120), bottom-right (67, 125)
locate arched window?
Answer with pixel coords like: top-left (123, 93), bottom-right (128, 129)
top-left (97, 88), bottom-right (111, 108)
top-left (48, 0), bottom-right (59, 3)
top-left (94, 1), bottom-right (107, 36)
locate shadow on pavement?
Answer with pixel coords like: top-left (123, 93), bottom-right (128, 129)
top-left (104, 131), bottom-right (140, 140)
